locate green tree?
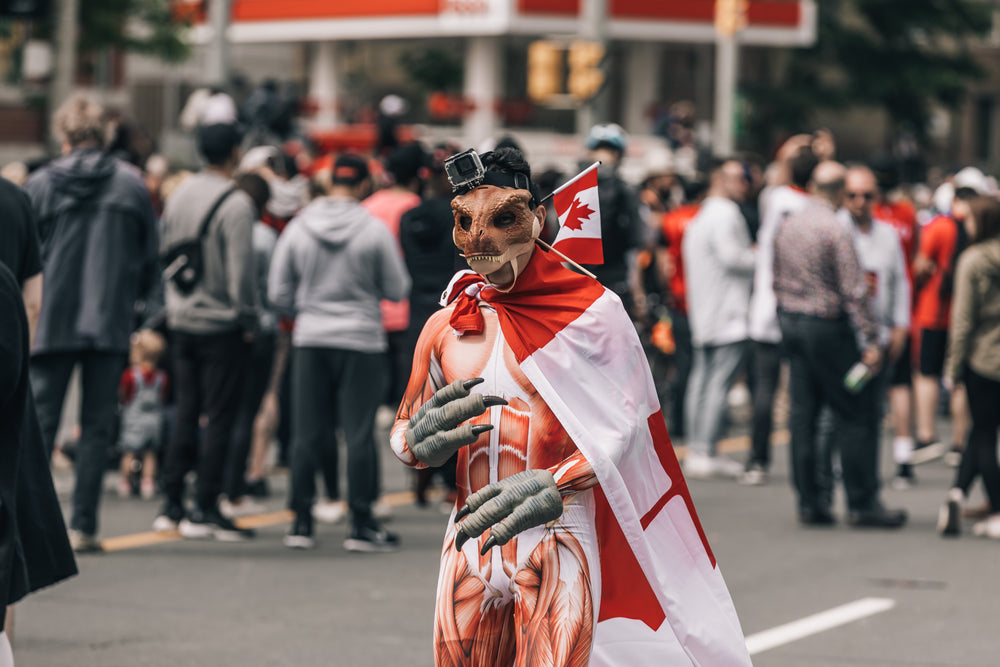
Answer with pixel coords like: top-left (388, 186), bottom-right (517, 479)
top-left (399, 47), bottom-right (463, 92)
top-left (743, 0), bottom-right (992, 153)
top-left (80, 0), bottom-right (191, 63)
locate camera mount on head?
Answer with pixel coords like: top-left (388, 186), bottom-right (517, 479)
top-left (444, 149), bottom-right (486, 195)
top-left (444, 148), bottom-right (537, 206)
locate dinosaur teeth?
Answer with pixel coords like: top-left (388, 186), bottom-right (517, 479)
top-left (467, 255), bottom-right (503, 263)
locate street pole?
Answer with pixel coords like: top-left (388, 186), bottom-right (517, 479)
top-left (49, 0), bottom-right (78, 152)
top-left (205, 0), bottom-right (232, 88)
top-left (576, 0), bottom-right (607, 134)
top-left (713, 30), bottom-right (737, 156)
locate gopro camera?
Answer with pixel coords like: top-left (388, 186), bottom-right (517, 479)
top-left (444, 149), bottom-right (486, 194)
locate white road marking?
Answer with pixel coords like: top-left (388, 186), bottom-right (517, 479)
top-left (745, 597), bottom-right (896, 656)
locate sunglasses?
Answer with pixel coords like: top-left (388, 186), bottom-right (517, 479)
top-left (846, 191), bottom-right (875, 201)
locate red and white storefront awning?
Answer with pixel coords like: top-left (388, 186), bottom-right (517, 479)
top-left (179, 0), bottom-right (814, 46)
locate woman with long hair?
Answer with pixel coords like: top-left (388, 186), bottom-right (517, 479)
top-left (938, 195), bottom-right (1000, 538)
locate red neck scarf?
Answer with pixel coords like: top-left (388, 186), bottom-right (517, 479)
top-left (443, 250), bottom-right (607, 363)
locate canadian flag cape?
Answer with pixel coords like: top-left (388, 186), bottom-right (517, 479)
top-left (443, 250), bottom-right (751, 665)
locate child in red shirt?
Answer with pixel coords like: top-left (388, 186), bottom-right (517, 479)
top-left (117, 330), bottom-right (170, 499)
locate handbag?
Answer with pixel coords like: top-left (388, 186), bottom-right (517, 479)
top-left (161, 187), bottom-right (237, 295)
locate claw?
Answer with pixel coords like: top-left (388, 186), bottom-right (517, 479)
top-left (481, 395), bottom-right (508, 408)
top-left (462, 378), bottom-right (485, 391)
top-left (455, 504), bottom-right (471, 521)
top-left (471, 424), bottom-right (493, 437)
top-left (455, 530), bottom-right (470, 552)
top-left (480, 535), bottom-right (498, 555)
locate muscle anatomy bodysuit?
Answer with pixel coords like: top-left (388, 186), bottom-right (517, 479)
top-left (392, 301), bottom-right (599, 666)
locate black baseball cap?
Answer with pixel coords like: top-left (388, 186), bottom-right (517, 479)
top-left (331, 153), bottom-right (370, 185)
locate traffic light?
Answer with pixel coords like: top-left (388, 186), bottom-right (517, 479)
top-left (0, 0), bottom-right (49, 18)
top-left (567, 40), bottom-right (605, 101)
top-left (715, 0), bottom-right (749, 36)
top-left (527, 40), bottom-right (562, 102)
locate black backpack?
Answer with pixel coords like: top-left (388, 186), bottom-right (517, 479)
top-left (161, 187), bottom-right (236, 295)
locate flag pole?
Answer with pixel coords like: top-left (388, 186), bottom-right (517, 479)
top-left (535, 160), bottom-right (602, 279)
top-left (534, 238), bottom-right (598, 279)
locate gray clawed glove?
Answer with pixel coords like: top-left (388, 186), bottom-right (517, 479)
top-left (455, 469), bottom-right (564, 555)
top-left (405, 377), bottom-right (506, 468)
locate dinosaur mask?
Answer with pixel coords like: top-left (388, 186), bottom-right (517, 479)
top-left (452, 186), bottom-right (544, 291)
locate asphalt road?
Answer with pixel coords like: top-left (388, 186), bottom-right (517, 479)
top-left (10, 412), bottom-right (999, 666)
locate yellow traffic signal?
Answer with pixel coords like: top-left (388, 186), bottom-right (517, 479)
top-left (715, 0), bottom-right (749, 36)
top-left (527, 40), bottom-right (563, 102)
top-left (567, 40), bottom-right (605, 101)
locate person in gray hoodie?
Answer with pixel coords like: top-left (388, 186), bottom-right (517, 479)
top-left (269, 153), bottom-right (410, 552)
top-left (24, 93), bottom-right (157, 553)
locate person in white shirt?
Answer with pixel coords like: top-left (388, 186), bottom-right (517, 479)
top-left (838, 165), bottom-right (911, 486)
top-left (682, 159), bottom-right (756, 479)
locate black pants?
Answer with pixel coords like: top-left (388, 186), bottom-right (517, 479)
top-left (162, 330), bottom-right (248, 512)
top-left (288, 347), bottom-right (387, 526)
top-left (955, 367), bottom-right (1000, 511)
top-left (749, 341), bottom-right (782, 470)
top-left (778, 313), bottom-right (881, 515)
top-left (31, 350), bottom-right (126, 535)
top-left (667, 307), bottom-right (692, 439)
top-left (223, 334), bottom-right (275, 500)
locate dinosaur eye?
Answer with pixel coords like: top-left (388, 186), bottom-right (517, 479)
top-left (494, 212), bottom-right (516, 228)
top-left (459, 215), bottom-right (472, 231)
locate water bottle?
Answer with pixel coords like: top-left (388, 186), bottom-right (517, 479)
top-left (843, 361), bottom-right (872, 394)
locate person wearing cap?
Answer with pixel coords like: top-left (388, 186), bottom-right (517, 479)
top-left (154, 122), bottom-right (259, 542)
top-left (582, 123), bottom-right (647, 319)
top-left (23, 93), bottom-right (158, 554)
top-left (268, 153), bottom-right (410, 552)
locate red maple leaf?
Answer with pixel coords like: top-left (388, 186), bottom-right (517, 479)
top-left (563, 196), bottom-right (595, 231)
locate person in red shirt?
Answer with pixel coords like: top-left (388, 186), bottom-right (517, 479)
top-left (657, 180), bottom-right (707, 439)
top-left (117, 330), bottom-right (170, 500)
top-left (871, 184), bottom-right (919, 485)
top-left (911, 188), bottom-right (973, 461)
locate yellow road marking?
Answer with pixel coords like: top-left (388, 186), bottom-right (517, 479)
top-left (96, 432), bottom-right (788, 552)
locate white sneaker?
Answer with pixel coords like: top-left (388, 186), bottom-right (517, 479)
top-left (219, 497), bottom-right (266, 519)
top-left (710, 456), bottom-right (745, 479)
top-left (372, 499), bottom-right (394, 521)
top-left (971, 515), bottom-right (1000, 539)
top-left (738, 466), bottom-right (767, 486)
top-left (312, 499), bottom-right (348, 524)
top-left (911, 441), bottom-right (946, 465)
top-left (152, 514), bottom-right (179, 532)
top-left (682, 452), bottom-right (715, 480)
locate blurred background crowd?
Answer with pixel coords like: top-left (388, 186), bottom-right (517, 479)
top-left (2, 1), bottom-right (1000, 654)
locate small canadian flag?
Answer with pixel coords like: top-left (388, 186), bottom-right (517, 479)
top-left (551, 162), bottom-right (603, 265)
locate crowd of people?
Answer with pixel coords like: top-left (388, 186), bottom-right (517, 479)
top-left (2, 92), bottom-right (999, 580)
top-left (639, 130), bottom-right (1000, 537)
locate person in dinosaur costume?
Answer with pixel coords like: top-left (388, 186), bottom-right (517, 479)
top-left (390, 147), bottom-right (751, 666)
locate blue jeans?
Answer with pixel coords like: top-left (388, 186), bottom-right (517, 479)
top-left (684, 341), bottom-right (746, 457)
top-left (31, 350), bottom-right (126, 536)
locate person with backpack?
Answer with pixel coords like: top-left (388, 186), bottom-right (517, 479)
top-left (153, 122), bottom-right (258, 542)
top-left (580, 124), bottom-right (647, 320)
